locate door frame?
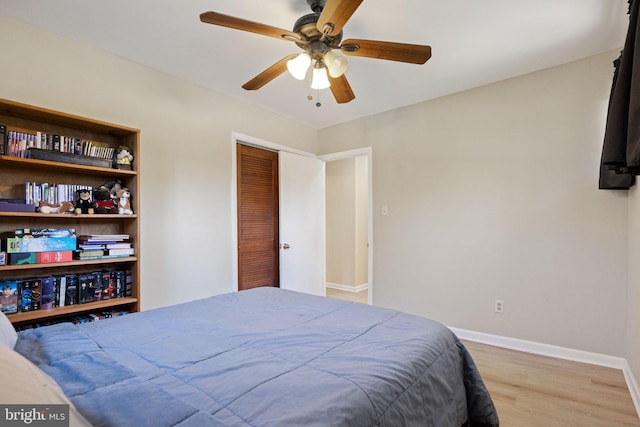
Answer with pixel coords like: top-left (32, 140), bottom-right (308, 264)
top-left (230, 132), bottom-right (374, 305)
top-left (230, 132), bottom-right (316, 292)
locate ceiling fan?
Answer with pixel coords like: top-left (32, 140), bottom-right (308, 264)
top-left (200, 0), bottom-right (432, 106)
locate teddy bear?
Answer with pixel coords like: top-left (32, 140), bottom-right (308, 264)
top-left (114, 188), bottom-right (133, 215)
top-left (75, 189), bottom-right (94, 215)
top-left (93, 188), bottom-right (117, 214)
top-left (116, 146), bottom-right (133, 170)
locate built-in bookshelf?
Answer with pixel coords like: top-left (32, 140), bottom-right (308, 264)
top-left (0, 98), bottom-right (140, 325)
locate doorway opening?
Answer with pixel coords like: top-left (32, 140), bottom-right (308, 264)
top-left (231, 132), bottom-right (372, 304)
top-left (324, 155), bottom-right (370, 305)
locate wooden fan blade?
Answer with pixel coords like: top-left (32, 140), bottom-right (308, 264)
top-left (328, 74), bottom-right (355, 104)
top-left (242, 54), bottom-right (298, 91)
top-left (317, 0), bottom-right (363, 37)
top-left (341, 39), bottom-right (432, 64)
top-left (200, 12), bottom-right (303, 42)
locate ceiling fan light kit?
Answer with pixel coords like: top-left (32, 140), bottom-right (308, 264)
top-left (287, 53), bottom-right (312, 80)
top-left (200, 0), bottom-right (432, 105)
top-left (311, 66), bottom-right (331, 90)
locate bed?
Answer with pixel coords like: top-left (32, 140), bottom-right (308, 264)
top-left (5, 287), bottom-right (499, 426)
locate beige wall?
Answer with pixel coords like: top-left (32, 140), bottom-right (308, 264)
top-left (318, 50), bottom-right (628, 357)
top-left (0, 14), bottom-right (317, 310)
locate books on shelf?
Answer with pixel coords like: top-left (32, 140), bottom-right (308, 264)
top-left (3, 128), bottom-right (115, 162)
top-left (25, 182), bottom-right (91, 207)
top-left (75, 235), bottom-right (133, 260)
top-left (3, 268), bottom-right (131, 313)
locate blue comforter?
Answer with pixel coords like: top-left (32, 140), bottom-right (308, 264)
top-left (16, 288), bottom-right (499, 427)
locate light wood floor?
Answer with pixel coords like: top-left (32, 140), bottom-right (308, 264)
top-left (463, 340), bottom-right (640, 427)
top-left (325, 289), bottom-right (639, 426)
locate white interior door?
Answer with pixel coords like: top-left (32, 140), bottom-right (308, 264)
top-left (278, 151), bottom-right (326, 296)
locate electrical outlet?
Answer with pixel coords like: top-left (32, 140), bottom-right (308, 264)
top-left (494, 299), bottom-right (504, 314)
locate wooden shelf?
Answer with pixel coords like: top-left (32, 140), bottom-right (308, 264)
top-left (0, 257), bottom-right (137, 272)
top-left (7, 297), bottom-right (138, 323)
top-left (0, 98), bottom-right (141, 326)
top-left (0, 211), bottom-right (137, 219)
top-left (0, 155), bottom-right (137, 177)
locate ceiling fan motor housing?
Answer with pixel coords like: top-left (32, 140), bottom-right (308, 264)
top-left (293, 13), bottom-right (343, 51)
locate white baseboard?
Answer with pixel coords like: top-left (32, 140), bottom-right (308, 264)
top-left (449, 327), bottom-right (640, 419)
top-left (326, 282), bottom-right (368, 293)
top-left (624, 359), bottom-right (640, 419)
top-left (449, 327), bottom-right (625, 368)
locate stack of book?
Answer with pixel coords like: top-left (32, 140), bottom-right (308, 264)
top-left (2, 228), bottom-right (76, 265)
top-left (75, 234), bottom-right (134, 260)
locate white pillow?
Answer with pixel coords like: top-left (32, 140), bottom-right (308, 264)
top-left (0, 311), bottom-right (17, 349)
top-left (0, 344), bottom-right (92, 427)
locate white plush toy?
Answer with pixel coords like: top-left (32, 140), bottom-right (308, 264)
top-left (115, 188), bottom-right (133, 215)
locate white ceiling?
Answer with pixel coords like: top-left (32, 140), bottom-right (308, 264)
top-left (0, 0), bottom-right (629, 130)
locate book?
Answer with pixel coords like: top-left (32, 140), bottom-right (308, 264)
top-left (30, 279), bottom-right (41, 311)
top-left (115, 270), bottom-right (125, 298)
top-left (8, 252), bottom-right (37, 265)
top-left (90, 272), bottom-right (102, 302)
top-left (105, 243), bottom-right (132, 249)
top-left (65, 275), bottom-right (78, 306)
top-left (6, 237), bottom-right (77, 253)
top-left (0, 125), bottom-right (6, 156)
top-left (40, 276), bottom-right (55, 310)
top-left (125, 270), bottom-right (133, 297)
top-left (56, 276), bottom-right (66, 307)
top-left (74, 249), bottom-right (105, 258)
top-left (36, 251), bottom-right (73, 263)
top-left (53, 276), bottom-right (61, 307)
top-left (107, 248), bottom-right (134, 256)
top-left (0, 280), bottom-right (18, 315)
top-left (79, 244), bottom-right (106, 250)
top-left (109, 271), bottom-right (117, 299)
top-left (19, 280), bottom-right (32, 312)
top-left (74, 254), bottom-right (132, 261)
top-left (14, 228), bottom-right (76, 238)
top-left (78, 234), bottom-right (130, 242)
top-left (79, 274), bottom-right (90, 304)
top-left (100, 271), bottom-right (111, 300)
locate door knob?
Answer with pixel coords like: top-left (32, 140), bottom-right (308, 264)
top-left (281, 243), bottom-right (291, 250)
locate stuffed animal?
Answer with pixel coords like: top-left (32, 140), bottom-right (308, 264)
top-left (93, 188), bottom-right (117, 214)
top-left (38, 200), bottom-right (74, 214)
top-left (115, 188), bottom-right (133, 215)
top-left (116, 146), bottom-right (133, 170)
top-left (75, 189), bottom-right (94, 215)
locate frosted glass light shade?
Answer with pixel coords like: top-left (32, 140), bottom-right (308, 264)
top-left (311, 67), bottom-right (331, 89)
top-left (287, 53), bottom-right (311, 80)
top-left (324, 51), bottom-right (348, 78)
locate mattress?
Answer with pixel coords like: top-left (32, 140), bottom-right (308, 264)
top-left (15, 287), bottom-right (499, 426)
